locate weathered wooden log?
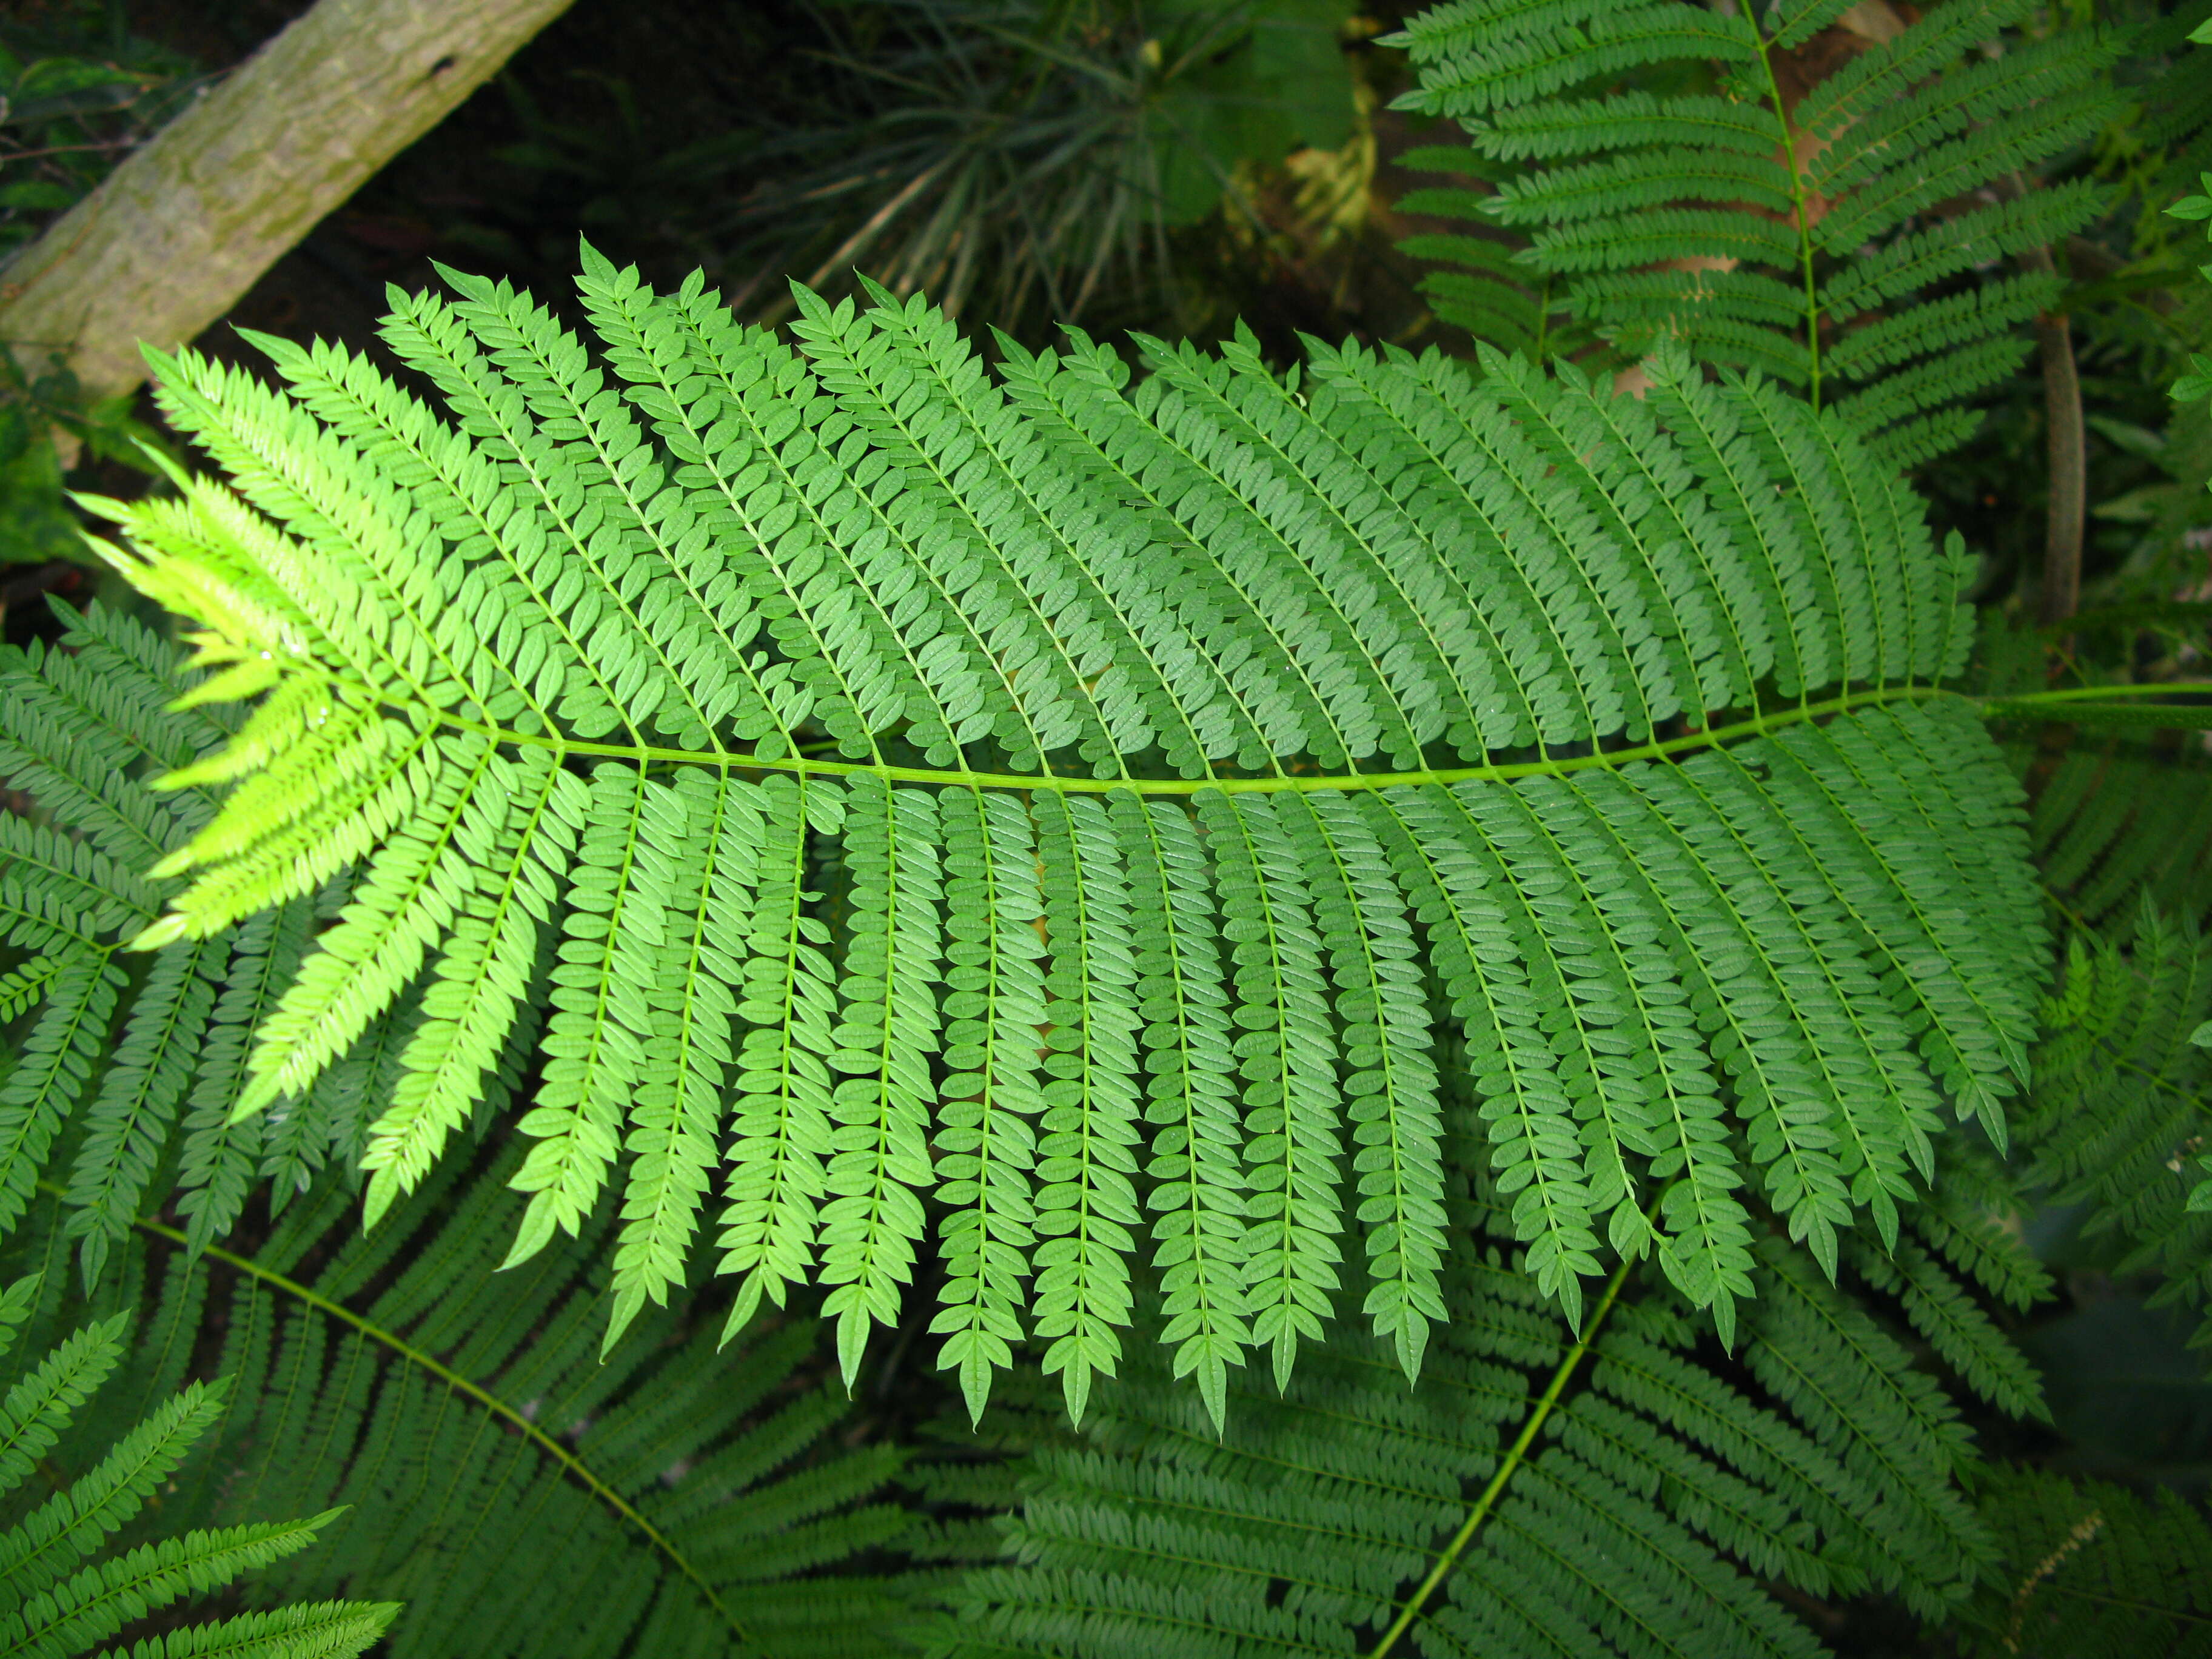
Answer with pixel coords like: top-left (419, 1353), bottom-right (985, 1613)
top-left (0, 0), bottom-right (574, 414)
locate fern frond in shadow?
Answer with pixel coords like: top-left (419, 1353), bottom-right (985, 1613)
top-left (2013, 897), bottom-right (2212, 1358)
top-left (927, 1149), bottom-right (2049, 1658)
top-left (0, 1269), bottom-right (395, 1659)
top-left (0, 1154), bottom-right (920, 1658)
top-left (2028, 739), bottom-right (2212, 939)
top-left (1967, 1466), bottom-right (2212, 1659)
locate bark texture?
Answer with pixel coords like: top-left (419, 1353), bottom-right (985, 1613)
top-left (2016, 235), bottom-right (2085, 628)
top-left (0, 0), bottom-right (574, 404)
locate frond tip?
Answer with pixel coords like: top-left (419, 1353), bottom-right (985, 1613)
top-left (58, 250), bottom-right (2050, 1413)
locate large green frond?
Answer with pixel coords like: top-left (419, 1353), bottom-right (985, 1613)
top-left (38, 255), bottom-right (2061, 1418)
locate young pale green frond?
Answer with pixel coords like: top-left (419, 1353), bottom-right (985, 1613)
top-left (1, 1144), bottom-right (919, 1659)
top-left (62, 255), bottom-right (2052, 1418)
top-left (1389, 0), bottom-right (2116, 466)
top-left (0, 1272), bottom-right (392, 1659)
top-left (928, 1153), bottom-right (2031, 1659)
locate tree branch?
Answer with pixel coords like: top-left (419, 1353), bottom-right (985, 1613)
top-left (0, 0), bottom-right (574, 412)
top-left (2019, 241), bottom-right (2085, 627)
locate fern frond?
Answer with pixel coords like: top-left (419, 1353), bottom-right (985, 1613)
top-left (1471, 93), bottom-right (1785, 163)
top-left (102, 1601), bottom-right (404, 1659)
top-left (62, 936), bottom-right (222, 1286)
top-left (0, 1275), bottom-right (390, 1659)
top-left (1114, 792), bottom-right (1248, 1430)
top-left (0, 1378), bottom-right (232, 1606)
top-left (820, 775), bottom-right (943, 1386)
top-left (1199, 791), bottom-right (1341, 1395)
top-left (1394, 3), bottom-right (1753, 119)
top-left (2014, 900), bottom-right (2212, 1352)
top-left (15, 1517), bottom-right (347, 1658)
top-left (174, 900), bottom-right (313, 1253)
top-left (0, 1309), bottom-right (129, 1500)
top-left (56, 256), bottom-right (2070, 1407)
top-left (1024, 793), bottom-right (1140, 1429)
top-left (1281, 793), bottom-right (1444, 1382)
top-left (1389, 0), bottom-right (2118, 459)
top-left (930, 785), bottom-right (1047, 1424)
top-left (0, 602), bottom-right (390, 1272)
top-left (1970, 1467), bottom-right (2212, 1657)
top-left (0, 951), bottom-right (125, 1242)
top-left (364, 749), bottom-right (580, 1233)
top-left (929, 1156), bottom-right (2022, 1657)
top-left (1907, 1146), bottom-right (2053, 1315)
top-left (0, 642), bottom-right (198, 871)
top-left (2029, 739), bottom-right (2212, 937)
top-left (0, 818), bottom-right (160, 951)
top-left (0, 1152), bottom-right (917, 1659)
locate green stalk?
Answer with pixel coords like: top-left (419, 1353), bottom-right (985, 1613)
top-left (1366, 1246), bottom-right (1639, 1659)
top-left (395, 680), bottom-right (2212, 796)
top-left (1746, 16), bottom-right (1823, 409)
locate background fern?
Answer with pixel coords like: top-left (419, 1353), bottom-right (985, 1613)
top-left (1387, 141), bottom-right (1615, 369)
top-left (1387, 0), bottom-right (2119, 469)
top-left (1967, 1466), bottom-right (2212, 1657)
top-left (2026, 738), bottom-right (2212, 939)
top-left (0, 597), bottom-right (263, 1267)
top-left (0, 1270), bottom-right (395, 1659)
top-left (927, 1146), bottom-right (2049, 1658)
top-left (0, 1145), bottom-right (919, 1658)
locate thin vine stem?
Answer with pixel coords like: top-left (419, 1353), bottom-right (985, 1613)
top-left (2002, 680), bottom-right (2212, 705)
top-left (36, 1183), bottom-right (754, 1654)
top-left (1366, 1245), bottom-right (1641, 1659)
top-left (1745, 16), bottom-right (1824, 409)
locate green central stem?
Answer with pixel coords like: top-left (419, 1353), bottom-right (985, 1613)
top-left (426, 680), bottom-right (2212, 797)
top-left (1746, 16), bottom-right (1824, 407)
